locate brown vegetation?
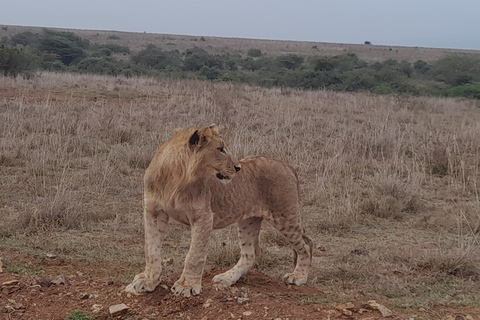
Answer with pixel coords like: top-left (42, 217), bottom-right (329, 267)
top-left (1, 72), bottom-right (479, 319)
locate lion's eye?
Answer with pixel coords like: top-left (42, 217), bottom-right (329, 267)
top-left (218, 147), bottom-right (226, 154)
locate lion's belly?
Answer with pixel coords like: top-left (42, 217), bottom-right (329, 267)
top-left (210, 179), bottom-right (267, 229)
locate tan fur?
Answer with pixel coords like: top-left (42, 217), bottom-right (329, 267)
top-left (125, 125), bottom-right (313, 297)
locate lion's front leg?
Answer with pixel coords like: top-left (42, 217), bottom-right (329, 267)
top-left (125, 206), bottom-right (168, 294)
top-left (171, 214), bottom-right (212, 297)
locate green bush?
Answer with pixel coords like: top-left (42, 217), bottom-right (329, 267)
top-left (247, 48), bottom-right (263, 57)
top-left (131, 44), bottom-right (181, 70)
top-left (439, 82), bottom-right (480, 99)
top-left (430, 55), bottom-right (480, 85)
top-left (38, 29), bottom-right (89, 65)
top-left (0, 46), bottom-right (35, 77)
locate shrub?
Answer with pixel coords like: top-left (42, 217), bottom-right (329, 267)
top-left (0, 46), bottom-right (35, 77)
top-left (247, 48), bottom-right (263, 57)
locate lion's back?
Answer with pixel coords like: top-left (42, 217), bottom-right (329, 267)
top-left (210, 156), bottom-right (300, 227)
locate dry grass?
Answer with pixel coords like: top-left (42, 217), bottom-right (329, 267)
top-left (1, 72), bottom-right (479, 308)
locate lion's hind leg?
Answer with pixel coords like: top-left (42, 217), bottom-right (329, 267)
top-left (269, 215), bottom-right (312, 286)
top-left (212, 217), bottom-right (262, 289)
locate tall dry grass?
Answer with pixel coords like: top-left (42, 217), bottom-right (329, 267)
top-left (1, 72), bottom-right (479, 307)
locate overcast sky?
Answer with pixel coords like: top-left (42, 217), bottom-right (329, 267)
top-left (1, 0), bottom-right (479, 50)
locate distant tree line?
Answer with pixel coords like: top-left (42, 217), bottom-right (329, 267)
top-left (1, 29), bottom-right (480, 100)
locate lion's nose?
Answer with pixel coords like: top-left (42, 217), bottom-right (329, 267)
top-left (234, 165), bottom-right (241, 172)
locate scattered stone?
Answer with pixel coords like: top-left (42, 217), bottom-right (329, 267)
top-left (316, 244), bottom-right (326, 251)
top-left (237, 297), bottom-right (250, 304)
top-left (2, 280), bottom-right (19, 286)
top-left (343, 309), bottom-right (353, 316)
top-left (46, 253), bottom-right (56, 259)
top-left (109, 303), bottom-right (129, 316)
top-left (80, 293), bottom-right (90, 300)
top-left (35, 277), bottom-right (52, 287)
top-left (203, 298), bottom-right (212, 308)
top-left (6, 299), bottom-right (24, 311)
top-left (91, 304), bottom-right (102, 314)
top-left (367, 300), bottom-right (392, 317)
top-left (51, 275), bottom-right (69, 285)
top-left (162, 258), bottom-right (173, 265)
top-left (335, 302), bottom-right (355, 311)
top-left (160, 284), bottom-right (169, 291)
top-left (243, 311), bottom-right (252, 316)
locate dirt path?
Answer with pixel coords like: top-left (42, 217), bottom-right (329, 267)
top-left (1, 254), bottom-right (479, 320)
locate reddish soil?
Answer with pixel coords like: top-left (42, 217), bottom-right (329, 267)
top-left (2, 252), bottom-right (479, 320)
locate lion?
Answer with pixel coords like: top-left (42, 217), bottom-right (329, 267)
top-left (125, 124), bottom-right (313, 297)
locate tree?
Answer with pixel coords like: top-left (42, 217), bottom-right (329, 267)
top-left (276, 54), bottom-right (304, 70)
top-left (183, 47), bottom-right (222, 71)
top-left (37, 29), bottom-right (89, 65)
top-left (0, 46), bottom-right (34, 77)
top-left (131, 44), bottom-right (181, 70)
top-left (247, 48), bottom-right (263, 58)
top-left (430, 55), bottom-right (480, 85)
top-left (413, 60), bottom-right (430, 74)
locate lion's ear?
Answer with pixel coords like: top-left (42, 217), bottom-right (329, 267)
top-left (189, 130), bottom-right (200, 150)
top-left (209, 124), bottom-right (219, 134)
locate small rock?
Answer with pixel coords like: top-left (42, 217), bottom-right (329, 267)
top-left (0, 258), bottom-right (3, 273)
top-left (203, 298), bottom-right (212, 308)
top-left (343, 310), bottom-right (353, 316)
top-left (109, 303), bottom-right (129, 316)
top-left (162, 258), bottom-right (173, 265)
top-left (237, 297), bottom-right (250, 304)
top-left (91, 304), bottom-right (102, 314)
top-left (46, 253), bottom-right (56, 259)
top-left (243, 311), bottom-right (252, 316)
top-left (316, 244), bottom-right (326, 251)
top-left (35, 277), bottom-right (52, 287)
top-left (80, 293), bottom-right (90, 300)
top-left (367, 300), bottom-right (392, 317)
top-left (335, 302), bottom-right (355, 311)
top-left (51, 275), bottom-right (69, 286)
top-left (455, 316), bottom-right (465, 320)
top-left (2, 280), bottom-right (19, 286)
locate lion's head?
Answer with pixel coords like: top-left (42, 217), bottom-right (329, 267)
top-left (157, 125), bottom-right (240, 185)
top-left (168, 124), bottom-right (241, 184)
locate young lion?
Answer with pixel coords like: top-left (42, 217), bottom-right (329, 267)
top-left (126, 125), bottom-right (313, 297)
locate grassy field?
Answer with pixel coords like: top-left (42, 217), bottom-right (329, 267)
top-left (1, 71), bottom-right (479, 313)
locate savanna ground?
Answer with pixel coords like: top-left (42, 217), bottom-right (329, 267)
top-left (0, 72), bottom-right (479, 319)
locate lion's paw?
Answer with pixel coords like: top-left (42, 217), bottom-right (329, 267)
top-left (125, 273), bottom-right (160, 294)
top-left (212, 273), bottom-right (236, 290)
top-left (171, 279), bottom-right (201, 297)
top-left (283, 272), bottom-right (307, 286)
